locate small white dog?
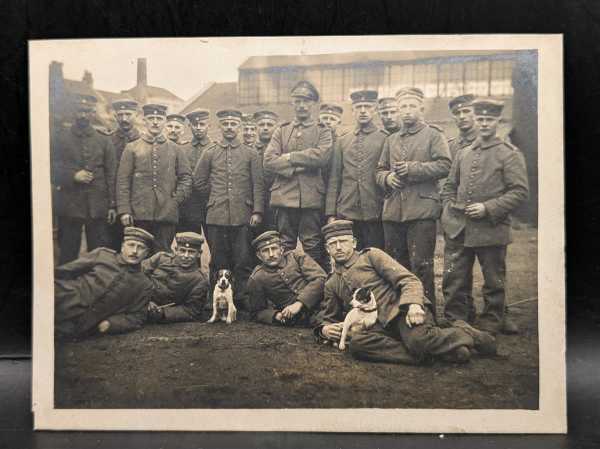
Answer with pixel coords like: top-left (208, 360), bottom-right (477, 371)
top-left (338, 287), bottom-right (378, 351)
top-left (207, 269), bottom-right (237, 324)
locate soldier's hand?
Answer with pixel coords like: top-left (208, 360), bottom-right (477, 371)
top-left (147, 301), bottom-right (164, 323)
top-left (281, 301), bottom-right (303, 319)
top-left (393, 161), bottom-right (409, 177)
top-left (326, 216), bottom-right (337, 225)
top-left (274, 311), bottom-right (286, 324)
top-left (386, 172), bottom-right (405, 190)
top-left (465, 203), bottom-right (487, 219)
top-left (120, 214), bottom-right (134, 227)
top-left (405, 303), bottom-right (426, 328)
top-left (249, 213), bottom-right (263, 227)
top-left (321, 322), bottom-right (343, 341)
top-left (74, 169), bottom-right (94, 184)
top-left (97, 320), bottom-right (111, 333)
top-left (107, 209), bottom-right (117, 225)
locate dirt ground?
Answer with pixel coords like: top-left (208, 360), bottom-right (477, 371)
top-left (55, 228), bottom-right (538, 409)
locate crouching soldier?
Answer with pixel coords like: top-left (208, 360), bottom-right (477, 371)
top-left (142, 232), bottom-right (209, 323)
top-left (54, 227), bottom-right (155, 340)
top-left (248, 231), bottom-right (326, 326)
top-left (314, 220), bottom-right (497, 365)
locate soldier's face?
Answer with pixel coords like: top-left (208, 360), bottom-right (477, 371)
top-left (219, 119), bottom-right (241, 140)
top-left (453, 107), bottom-right (476, 132)
top-left (319, 114), bottom-right (341, 130)
top-left (191, 120), bottom-right (209, 139)
top-left (257, 119), bottom-right (277, 141)
top-left (121, 240), bottom-right (150, 265)
top-left (165, 121), bottom-right (185, 142)
top-left (242, 125), bottom-right (257, 144)
top-left (144, 114), bottom-right (166, 136)
top-left (476, 115), bottom-right (499, 138)
top-left (292, 97), bottom-right (315, 121)
top-left (75, 107), bottom-right (94, 126)
top-left (115, 110), bottom-right (136, 131)
top-left (379, 107), bottom-right (399, 131)
top-left (257, 242), bottom-right (284, 268)
top-left (176, 246), bottom-right (200, 268)
top-left (326, 236), bottom-right (357, 264)
top-left (398, 98), bottom-right (424, 126)
top-left (352, 102), bottom-right (376, 125)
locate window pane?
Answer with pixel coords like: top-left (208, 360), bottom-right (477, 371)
top-left (321, 68), bottom-right (344, 102)
top-left (414, 64), bottom-right (438, 98)
top-left (465, 60), bottom-right (490, 96)
top-left (277, 68), bottom-right (304, 103)
top-left (439, 63), bottom-right (464, 97)
top-left (239, 71), bottom-right (258, 105)
top-left (258, 71), bottom-right (277, 104)
top-left (351, 64), bottom-right (383, 91)
top-left (390, 64), bottom-right (413, 94)
top-left (490, 60), bottom-right (514, 96)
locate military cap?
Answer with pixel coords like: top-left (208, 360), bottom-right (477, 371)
top-left (395, 86), bottom-right (425, 102)
top-left (241, 113), bottom-right (256, 125)
top-left (112, 99), bottom-right (138, 112)
top-left (319, 103), bottom-right (343, 118)
top-left (216, 109), bottom-right (243, 122)
top-left (472, 98), bottom-right (504, 117)
top-left (142, 103), bottom-right (168, 117)
top-left (175, 232), bottom-right (204, 250)
top-left (290, 80), bottom-right (320, 102)
top-left (253, 110), bottom-right (279, 122)
top-left (166, 113), bottom-right (187, 124)
top-left (350, 89), bottom-right (378, 104)
top-left (186, 108), bottom-right (210, 124)
top-left (448, 94), bottom-right (476, 114)
top-left (321, 219), bottom-right (354, 242)
top-left (74, 94), bottom-right (97, 110)
top-left (377, 97), bottom-right (398, 111)
top-left (123, 226), bottom-right (155, 246)
top-left (251, 230), bottom-right (283, 250)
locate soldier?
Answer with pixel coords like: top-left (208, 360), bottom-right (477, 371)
top-left (325, 89), bottom-right (386, 250)
top-left (447, 94), bottom-right (478, 160)
top-left (51, 93), bottom-right (117, 265)
top-left (375, 87), bottom-right (451, 316)
top-left (194, 109), bottom-right (264, 307)
top-left (253, 110), bottom-right (279, 233)
top-left (313, 220), bottom-right (497, 364)
top-left (241, 113), bottom-right (257, 146)
top-left (247, 231), bottom-right (326, 326)
top-left (143, 232), bottom-right (209, 323)
top-left (377, 97), bottom-right (402, 135)
top-left (318, 103), bottom-right (343, 132)
top-left (263, 80), bottom-right (333, 269)
top-left (105, 99), bottom-right (142, 250)
top-left (117, 103), bottom-right (192, 253)
top-left (164, 113), bottom-right (188, 144)
top-left (441, 99), bottom-right (529, 335)
top-left (54, 227), bottom-right (155, 340)
top-left (179, 108), bottom-right (213, 234)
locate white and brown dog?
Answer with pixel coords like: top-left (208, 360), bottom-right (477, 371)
top-left (338, 287), bottom-right (378, 351)
top-left (207, 269), bottom-right (237, 324)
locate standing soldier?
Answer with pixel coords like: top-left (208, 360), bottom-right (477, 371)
top-left (179, 108), bottom-right (212, 234)
top-left (318, 103), bottom-right (344, 133)
top-left (375, 87), bottom-right (451, 317)
top-left (263, 80), bottom-right (333, 269)
top-left (105, 99), bottom-right (141, 250)
top-left (447, 94), bottom-right (478, 160)
top-left (377, 97), bottom-right (402, 135)
top-left (441, 99), bottom-right (529, 335)
top-left (164, 113), bottom-right (188, 144)
top-left (194, 109), bottom-right (264, 307)
top-left (117, 103), bottom-right (192, 253)
top-left (253, 110), bottom-right (279, 233)
top-left (325, 89), bottom-right (386, 250)
top-left (51, 94), bottom-right (117, 265)
top-left (242, 113), bottom-right (257, 146)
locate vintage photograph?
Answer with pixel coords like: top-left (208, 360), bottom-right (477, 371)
top-left (30, 35), bottom-right (564, 432)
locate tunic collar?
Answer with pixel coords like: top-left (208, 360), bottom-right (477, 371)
top-left (354, 121), bottom-right (377, 135)
top-left (473, 136), bottom-right (503, 150)
top-left (71, 123), bottom-right (95, 138)
top-left (141, 133), bottom-right (167, 144)
top-left (459, 127), bottom-right (478, 144)
top-left (292, 119), bottom-right (316, 128)
top-left (192, 135), bottom-right (210, 147)
top-left (117, 127), bottom-right (140, 142)
top-left (401, 121), bottom-right (426, 136)
top-left (217, 138), bottom-right (241, 148)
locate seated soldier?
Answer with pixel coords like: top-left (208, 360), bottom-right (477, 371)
top-left (54, 227), bottom-right (155, 340)
top-left (314, 220), bottom-right (497, 364)
top-left (142, 232), bottom-right (209, 323)
top-left (248, 231), bottom-right (326, 326)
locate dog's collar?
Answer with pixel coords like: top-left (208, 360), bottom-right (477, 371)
top-left (360, 304), bottom-right (378, 312)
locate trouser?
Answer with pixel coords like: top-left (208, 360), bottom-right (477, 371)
top-left (57, 216), bottom-right (110, 265)
top-left (349, 309), bottom-right (474, 365)
top-left (382, 219), bottom-right (437, 314)
top-left (442, 233), bottom-right (507, 332)
top-left (275, 207), bottom-right (326, 269)
top-left (108, 222), bottom-right (124, 252)
top-left (135, 220), bottom-right (177, 254)
top-left (205, 224), bottom-right (254, 309)
top-left (176, 218), bottom-right (205, 236)
top-left (352, 220), bottom-right (384, 251)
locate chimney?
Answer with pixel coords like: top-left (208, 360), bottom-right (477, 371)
top-left (82, 70), bottom-right (93, 89)
top-left (137, 58), bottom-right (147, 87)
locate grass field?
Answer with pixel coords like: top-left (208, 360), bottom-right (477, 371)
top-left (55, 228), bottom-right (538, 409)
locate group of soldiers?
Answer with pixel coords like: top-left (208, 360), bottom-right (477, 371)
top-left (51, 78), bottom-right (529, 365)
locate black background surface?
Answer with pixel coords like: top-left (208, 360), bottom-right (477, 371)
top-left (0, 0), bottom-right (598, 447)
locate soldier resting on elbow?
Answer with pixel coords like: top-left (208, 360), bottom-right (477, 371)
top-left (142, 232), bottom-right (209, 324)
top-left (54, 227), bottom-right (156, 341)
top-left (247, 231), bottom-right (326, 326)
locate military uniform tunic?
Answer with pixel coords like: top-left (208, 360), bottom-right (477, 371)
top-left (180, 136), bottom-right (212, 232)
top-left (248, 249), bottom-right (326, 325)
